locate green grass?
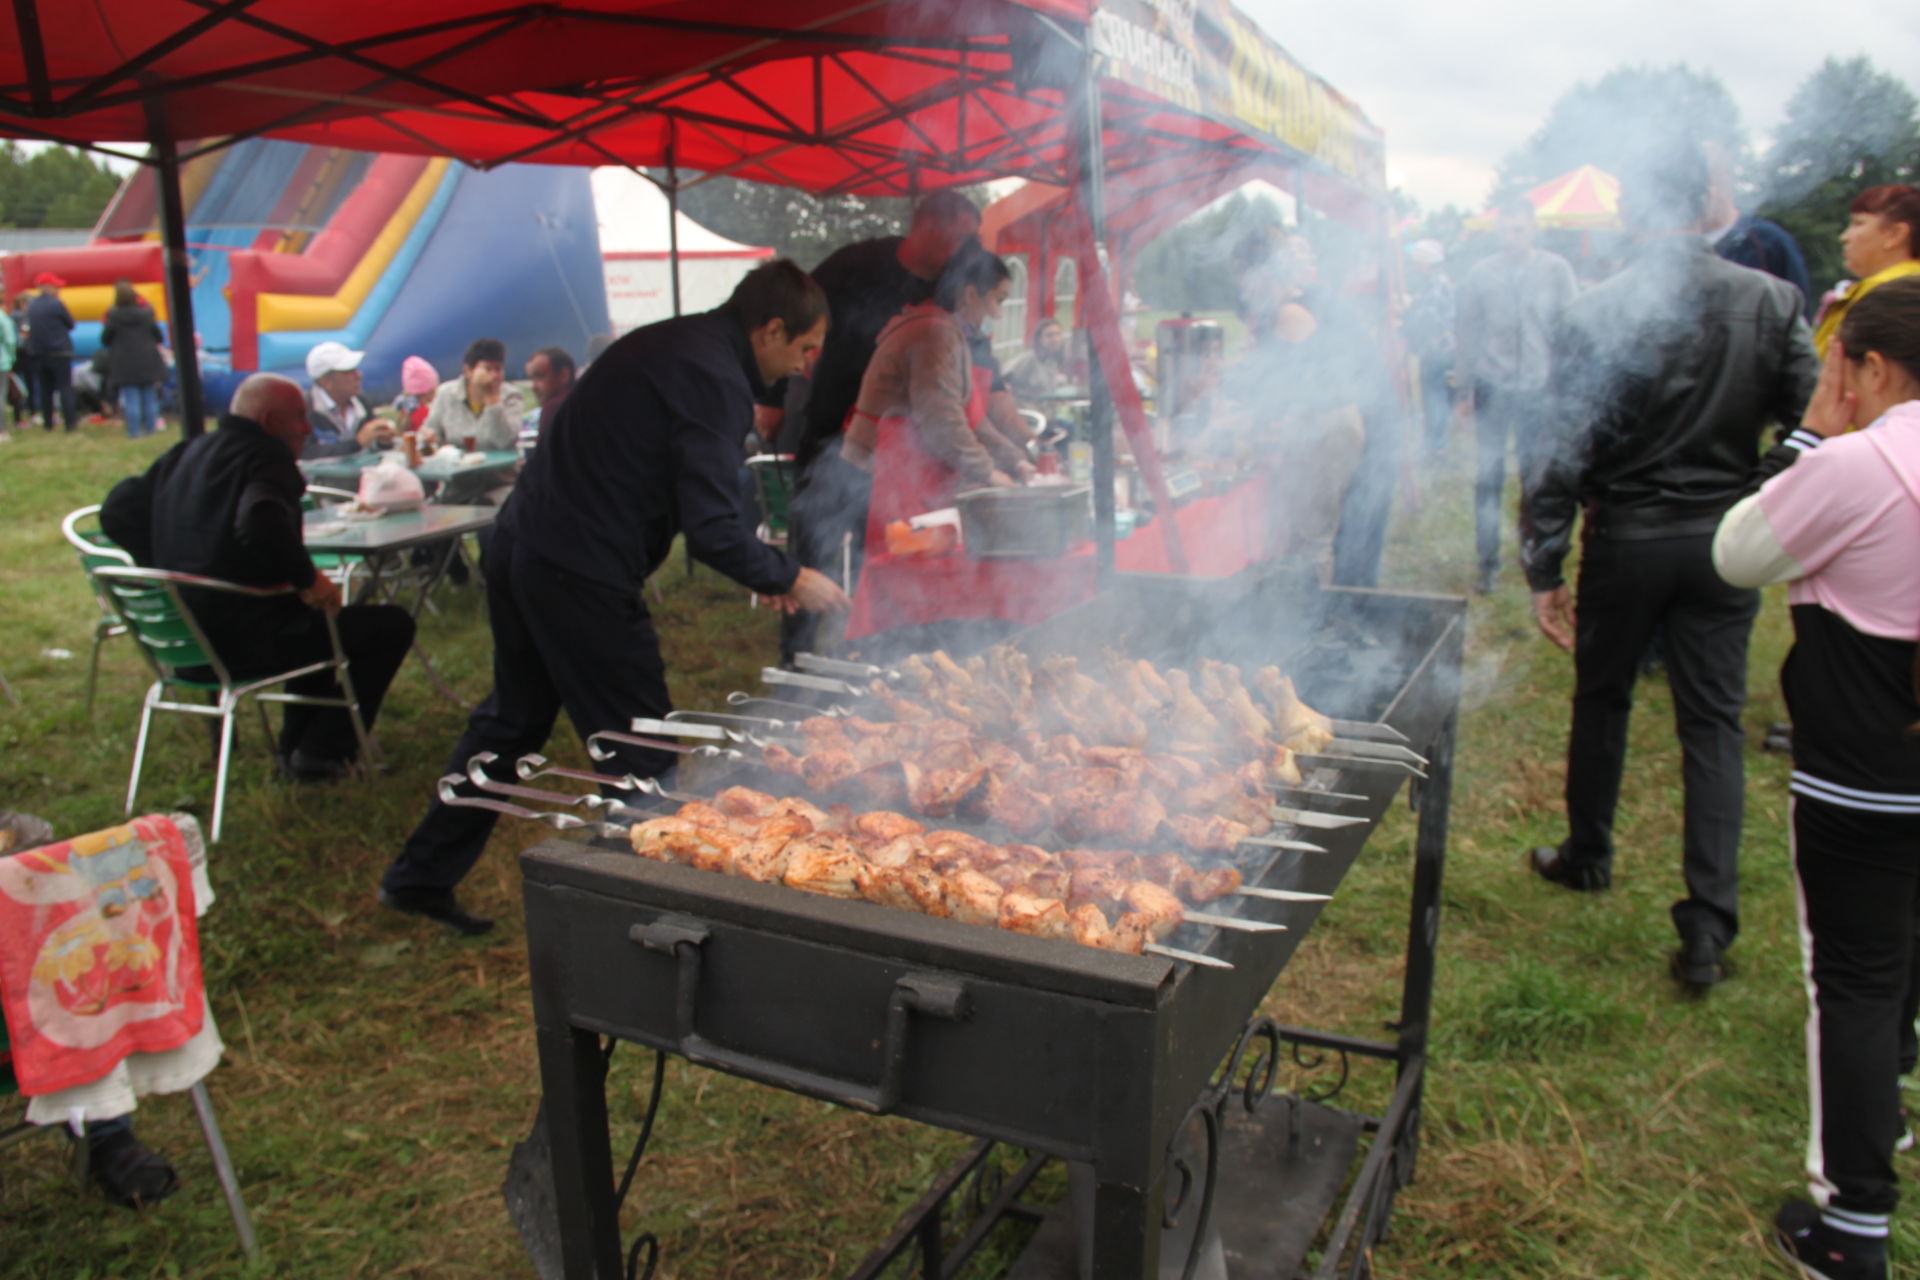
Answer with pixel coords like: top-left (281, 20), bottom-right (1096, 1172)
top-left (0, 415), bottom-right (1869, 1278)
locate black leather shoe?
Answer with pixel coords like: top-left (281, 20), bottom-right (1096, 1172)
top-left (278, 749), bottom-right (355, 784)
top-left (378, 886), bottom-right (495, 937)
top-left (77, 1127), bottom-right (180, 1209)
top-left (1525, 845), bottom-right (1611, 891)
top-left (1671, 933), bottom-right (1727, 991)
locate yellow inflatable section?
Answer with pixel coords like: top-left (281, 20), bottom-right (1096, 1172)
top-left (60, 283), bottom-right (169, 323)
top-left (254, 158), bottom-right (449, 333)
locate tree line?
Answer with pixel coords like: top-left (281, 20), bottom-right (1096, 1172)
top-left (0, 141), bottom-right (122, 229)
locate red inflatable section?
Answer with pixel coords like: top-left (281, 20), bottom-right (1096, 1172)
top-left (225, 153), bottom-right (432, 369)
top-left (1, 242), bottom-right (164, 306)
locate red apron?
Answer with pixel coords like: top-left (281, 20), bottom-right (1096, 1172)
top-left (862, 365), bottom-right (994, 553)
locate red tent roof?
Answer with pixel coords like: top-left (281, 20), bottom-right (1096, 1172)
top-left (3, 0), bottom-right (1383, 204)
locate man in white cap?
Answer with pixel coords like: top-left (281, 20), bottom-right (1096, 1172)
top-left (303, 340), bottom-right (390, 459)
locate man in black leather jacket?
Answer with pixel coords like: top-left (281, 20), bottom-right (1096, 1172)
top-left (1519, 141), bottom-right (1820, 991)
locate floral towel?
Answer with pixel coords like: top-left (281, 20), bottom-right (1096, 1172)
top-left (0, 815), bottom-right (205, 1095)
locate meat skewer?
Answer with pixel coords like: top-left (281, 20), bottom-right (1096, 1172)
top-left (625, 787), bottom-right (1285, 950)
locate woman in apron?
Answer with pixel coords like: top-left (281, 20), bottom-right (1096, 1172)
top-left (841, 241), bottom-right (1032, 552)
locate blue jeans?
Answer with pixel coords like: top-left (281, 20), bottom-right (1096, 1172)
top-left (119, 382), bottom-right (160, 437)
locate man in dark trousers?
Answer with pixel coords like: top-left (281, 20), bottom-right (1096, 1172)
top-left (99, 374), bottom-right (416, 780)
top-left (22, 272), bottom-right (78, 433)
top-left (1520, 141), bottom-right (1821, 990)
top-left (379, 260), bottom-right (850, 935)
top-left (780, 190), bottom-right (981, 662)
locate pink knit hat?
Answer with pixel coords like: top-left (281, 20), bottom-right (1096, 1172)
top-left (400, 355), bottom-right (438, 396)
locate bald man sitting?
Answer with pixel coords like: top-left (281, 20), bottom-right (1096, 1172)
top-left (101, 375), bottom-right (415, 782)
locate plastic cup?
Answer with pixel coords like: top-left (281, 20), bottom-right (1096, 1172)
top-left (462, 435), bottom-right (478, 454)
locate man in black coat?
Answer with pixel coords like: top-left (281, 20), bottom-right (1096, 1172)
top-left (1520, 142), bottom-right (1821, 990)
top-left (379, 260), bottom-right (850, 936)
top-left (100, 375), bottom-right (415, 780)
top-left (22, 272), bottom-right (77, 432)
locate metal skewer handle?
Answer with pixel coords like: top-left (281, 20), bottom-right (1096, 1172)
top-left (587, 729), bottom-right (745, 764)
top-left (1267, 784), bottom-right (1371, 805)
top-left (1183, 911), bottom-right (1285, 933)
top-left (794, 653), bottom-right (897, 681)
top-left (433, 775), bottom-right (627, 839)
top-left (668, 709), bottom-right (801, 732)
top-left (1324, 737), bottom-right (1429, 767)
top-left (1268, 807), bottom-right (1370, 831)
top-left (1239, 835), bottom-right (1331, 853)
top-left (1294, 752), bottom-right (1426, 779)
top-left (726, 691), bottom-right (850, 717)
top-left (514, 753), bottom-right (642, 790)
top-left (761, 667), bottom-right (862, 696)
top-left (1233, 887), bottom-right (1331, 902)
top-left (1145, 943), bottom-right (1232, 969)
top-left (1327, 718), bottom-right (1413, 745)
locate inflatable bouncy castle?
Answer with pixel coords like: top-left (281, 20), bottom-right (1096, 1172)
top-left (1, 140), bottom-right (609, 405)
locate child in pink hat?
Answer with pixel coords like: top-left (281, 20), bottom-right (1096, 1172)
top-left (393, 355), bottom-right (439, 431)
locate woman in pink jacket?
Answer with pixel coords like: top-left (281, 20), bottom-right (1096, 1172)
top-left (1714, 277), bottom-right (1920, 1280)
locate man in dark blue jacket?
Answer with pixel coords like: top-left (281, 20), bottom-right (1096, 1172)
top-left (1705, 142), bottom-right (1813, 315)
top-left (22, 272), bottom-right (77, 432)
top-left (380, 260), bottom-right (850, 935)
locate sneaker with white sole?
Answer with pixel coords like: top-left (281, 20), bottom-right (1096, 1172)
top-left (1774, 1198), bottom-right (1889, 1280)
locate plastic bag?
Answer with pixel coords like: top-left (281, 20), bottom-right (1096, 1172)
top-left (356, 456), bottom-right (426, 511)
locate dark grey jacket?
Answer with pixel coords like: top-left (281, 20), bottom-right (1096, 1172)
top-left (1521, 237), bottom-right (1820, 591)
top-left (100, 303), bottom-right (168, 387)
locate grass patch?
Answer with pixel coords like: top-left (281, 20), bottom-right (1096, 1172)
top-left (0, 417), bottom-right (1887, 1278)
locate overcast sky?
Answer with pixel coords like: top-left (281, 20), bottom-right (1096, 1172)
top-left (1242, 0), bottom-right (1920, 213)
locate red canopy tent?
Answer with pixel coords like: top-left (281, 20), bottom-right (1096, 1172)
top-left (1, 0), bottom-right (1388, 578)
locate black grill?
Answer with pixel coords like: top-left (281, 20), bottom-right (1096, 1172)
top-left (519, 571), bottom-right (1464, 1279)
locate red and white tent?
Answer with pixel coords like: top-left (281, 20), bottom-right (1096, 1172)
top-left (591, 166), bottom-right (771, 333)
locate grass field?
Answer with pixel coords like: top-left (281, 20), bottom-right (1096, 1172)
top-left (0, 416), bottom-right (1879, 1278)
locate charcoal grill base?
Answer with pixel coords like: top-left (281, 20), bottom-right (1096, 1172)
top-left (998, 1098), bottom-right (1366, 1280)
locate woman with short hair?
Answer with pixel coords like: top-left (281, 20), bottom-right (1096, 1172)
top-left (1812, 184), bottom-right (1920, 358)
top-left (99, 279), bottom-right (168, 439)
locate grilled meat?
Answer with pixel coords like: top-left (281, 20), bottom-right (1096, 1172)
top-left (630, 795), bottom-right (1263, 958)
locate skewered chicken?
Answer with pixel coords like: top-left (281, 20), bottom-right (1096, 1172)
top-left (627, 793), bottom-right (1251, 957)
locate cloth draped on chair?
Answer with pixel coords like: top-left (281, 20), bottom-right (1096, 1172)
top-left (0, 814), bottom-right (223, 1116)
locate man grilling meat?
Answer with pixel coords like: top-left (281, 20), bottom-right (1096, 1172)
top-left (1519, 139), bottom-right (1819, 991)
top-left (379, 261), bottom-right (850, 936)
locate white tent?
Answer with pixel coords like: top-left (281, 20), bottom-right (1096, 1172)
top-left (591, 167), bottom-right (773, 333)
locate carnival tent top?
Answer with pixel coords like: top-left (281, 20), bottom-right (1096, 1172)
top-left (1466, 164), bottom-right (1622, 232)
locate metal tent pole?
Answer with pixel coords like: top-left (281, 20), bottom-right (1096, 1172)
top-left (1074, 65), bottom-right (1115, 583)
top-left (145, 105), bottom-right (207, 438)
top-left (666, 131), bottom-right (683, 318)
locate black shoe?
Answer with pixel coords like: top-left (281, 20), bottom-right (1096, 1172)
top-left (1670, 933), bottom-right (1727, 991)
top-left (277, 749), bottom-right (354, 784)
top-left (1524, 845), bottom-right (1610, 891)
top-left (1764, 721), bottom-right (1794, 754)
top-left (1473, 566), bottom-right (1498, 595)
top-left (378, 886), bottom-right (495, 937)
top-left (80, 1127), bottom-right (181, 1209)
top-left (1774, 1198), bottom-right (1888, 1280)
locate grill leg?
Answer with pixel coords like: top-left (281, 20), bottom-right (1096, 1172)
top-left (535, 1026), bottom-right (621, 1279)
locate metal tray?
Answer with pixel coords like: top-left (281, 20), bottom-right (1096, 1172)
top-left (955, 484), bottom-right (1091, 557)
